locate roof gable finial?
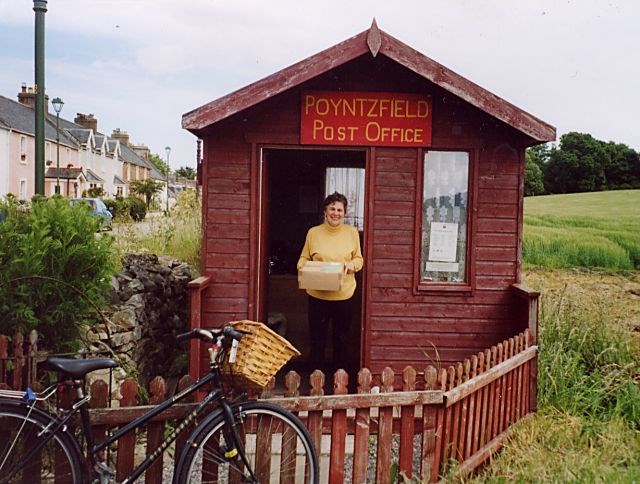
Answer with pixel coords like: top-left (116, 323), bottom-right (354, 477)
top-left (367, 18), bottom-right (382, 57)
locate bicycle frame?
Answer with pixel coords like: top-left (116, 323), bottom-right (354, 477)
top-left (4, 368), bottom-right (241, 483)
top-left (88, 370), bottom-right (228, 483)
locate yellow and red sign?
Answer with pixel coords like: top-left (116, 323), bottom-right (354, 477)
top-left (301, 91), bottom-right (432, 147)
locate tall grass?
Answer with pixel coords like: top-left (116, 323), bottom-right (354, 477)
top-left (471, 283), bottom-right (640, 482)
top-left (538, 289), bottom-right (640, 424)
top-left (114, 191), bottom-right (201, 272)
top-left (524, 190), bottom-right (640, 270)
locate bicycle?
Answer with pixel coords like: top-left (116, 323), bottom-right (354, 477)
top-left (0, 324), bottom-right (319, 483)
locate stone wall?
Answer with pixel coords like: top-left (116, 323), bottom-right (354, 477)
top-left (85, 253), bottom-right (194, 395)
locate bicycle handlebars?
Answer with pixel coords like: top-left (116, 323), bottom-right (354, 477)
top-left (177, 326), bottom-right (246, 344)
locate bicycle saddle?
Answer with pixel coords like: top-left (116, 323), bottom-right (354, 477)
top-left (40, 356), bottom-right (119, 379)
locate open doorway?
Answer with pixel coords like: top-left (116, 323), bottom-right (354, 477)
top-left (261, 147), bottom-right (366, 381)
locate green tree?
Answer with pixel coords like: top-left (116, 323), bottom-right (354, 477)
top-left (526, 143), bottom-right (551, 169)
top-left (524, 152), bottom-right (545, 196)
top-left (0, 196), bottom-right (116, 351)
top-left (85, 186), bottom-right (104, 198)
top-left (129, 179), bottom-right (164, 209)
top-left (544, 132), bottom-right (607, 194)
top-left (175, 166), bottom-right (196, 180)
top-left (148, 153), bottom-right (170, 177)
top-left (604, 141), bottom-right (640, 189)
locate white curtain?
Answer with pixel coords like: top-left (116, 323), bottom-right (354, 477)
top-left (325, 167), bottom-right (365, 230)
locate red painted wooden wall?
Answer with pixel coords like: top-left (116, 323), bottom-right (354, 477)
top-left (195, 54), bottom-right (535, 375)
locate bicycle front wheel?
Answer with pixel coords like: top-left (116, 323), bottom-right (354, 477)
top-left (176, 400), bottom-right (319, 483)
top-left (0, 402), bottom-right (84, 484)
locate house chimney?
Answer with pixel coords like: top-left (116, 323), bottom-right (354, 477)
top-left (74, 113), bottom-right (98, 132)
top-left (18, 83), bottom-right (49, 110)
top-left (131, 143), bottom-right (150, 160)
top-left (111, 128), bottom-right (130, 147)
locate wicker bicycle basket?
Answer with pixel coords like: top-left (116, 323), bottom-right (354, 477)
top-left (221, 320), bottom-right (301, 390)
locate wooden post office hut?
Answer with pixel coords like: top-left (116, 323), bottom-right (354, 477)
top-left (182, 22), bottom-right (555, 380)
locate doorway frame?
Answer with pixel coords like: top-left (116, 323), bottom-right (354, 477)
top-left (253, 144), bottom-right (372, 369)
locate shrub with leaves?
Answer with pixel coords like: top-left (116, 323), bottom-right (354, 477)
top-left (0, 196), bottom-right (116, 351)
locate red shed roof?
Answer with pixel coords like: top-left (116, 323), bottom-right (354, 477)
top-left (182, 21), bottom-right (555, 143)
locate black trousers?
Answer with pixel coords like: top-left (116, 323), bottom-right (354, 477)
top-left (307, 295), bottom-right (353, 371)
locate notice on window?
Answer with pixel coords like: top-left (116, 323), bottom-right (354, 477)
top-left (425, 261), bottom-right (460, 273)
top-left (428, 222), bottom-right (458, 262)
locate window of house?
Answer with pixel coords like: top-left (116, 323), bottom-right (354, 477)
top-left (45, 142), bottom-right (51, 164)
top-left (420, 151), bottom-right (469, 284)
top-left (20, 136), bottom-right (27, 163)
top-left (19, 179), bottom-right (27, 200)
top-left (325, 167), bottom-right (365, 230)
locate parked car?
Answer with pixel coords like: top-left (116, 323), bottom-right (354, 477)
top-left (69, 197), bottom-right (113, 230)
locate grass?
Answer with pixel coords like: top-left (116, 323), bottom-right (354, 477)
top-left (475, 190), bottom-right (640, 482)
top-left (469, 271), bottom-right (640, 483)
top-left (113, 191), bottom-right (201, 272)
top-left (523, 190), bottom-right (640, 270)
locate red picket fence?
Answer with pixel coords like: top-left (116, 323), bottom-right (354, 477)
top-left (0, 330), bottom-right (38, 391)
top-left (1, 328), bottom-right (536, 482)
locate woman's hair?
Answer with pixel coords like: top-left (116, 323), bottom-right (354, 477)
top-left (322, 192), bottom-right (348, 211)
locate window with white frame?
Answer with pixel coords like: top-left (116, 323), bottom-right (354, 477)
top-left (420, 151), bottom-right (469, 283)
top-left (20, 136), bottom-right (27, 163)
top-left (325, 167), bottom-right (365, 230)
top-left (19, 179), bottom-right (27, 200)
top-left (46, 142), bottom-right (51, 164)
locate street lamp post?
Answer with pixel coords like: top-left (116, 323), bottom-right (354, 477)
top-left (165, 146), bottom-right (171, 214)
top-left (51, 97), bottom-right (64, 194)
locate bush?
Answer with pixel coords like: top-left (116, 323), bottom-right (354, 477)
top-left (0, 196), bottom-right (116, 351)
top-left (105, 197), bottom-right (147, 221)
top-left (126, 196), bottom-right (147, 221)
top-left (103, 197), bottom-right (118, 217)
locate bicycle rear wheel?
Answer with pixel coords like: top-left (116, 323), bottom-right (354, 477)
top-left (0, 402), bottom-right (84, 484)
top-left (175, 400), bottom-right (319, 483)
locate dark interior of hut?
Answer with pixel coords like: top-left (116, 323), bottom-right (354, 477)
top-left (263, 147), bottom-right (365, 388)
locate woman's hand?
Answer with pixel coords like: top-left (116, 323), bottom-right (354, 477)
top-left (344, 261), bottom-right (355, 274)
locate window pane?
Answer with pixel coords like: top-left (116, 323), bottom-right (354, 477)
top-left (421, 151), bottom-right (469, 282)
top-left (325, 167), bottom-right (365, 230)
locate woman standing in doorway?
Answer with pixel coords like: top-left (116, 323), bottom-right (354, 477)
top-left (297, 192), bottom-right (364, 371)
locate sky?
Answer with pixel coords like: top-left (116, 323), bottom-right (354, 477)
top-left (1, 0), bottom-right (639, 169)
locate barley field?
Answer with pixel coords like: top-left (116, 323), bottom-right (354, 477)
top-left (523, 190), bottom-right (640, 270)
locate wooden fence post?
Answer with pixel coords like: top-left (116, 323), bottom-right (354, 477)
top-left (116, 378), bottom-right (138, 481)
top-left (11, 332), bottom-right (24, 390)
top-left (352, 368), bottom-right (372, 484)
top-left (174, 374), bottom-right (195, 476)
top-left (329, 370), bottom-right (349, 483)
top-left (480, 348), bottom-right (491, 448)
top-left (464, 355), bottom-right (478, 460)
top-left (145, 376), bottom-right (167, 484)
top-left (504, 338), bottom-right (514, 428)
top-left (375, 367), bottom-right (395, 484)
top-left (187, 277), bottom-right (210, 380)
top-left (282, 371), bottom-right (301, 484)
top-left (471, 352), bottom-right (484, 456)
top-left (26, 330), bottom-right (38, 388)
top-left (308, 370), bottom-right (325, 463)
top-left (421, 366), bottom-right (438, 482)
top-left (450, 363), bottom-right (464, 462)
top-left (524, 329), bottom-right (532, 415)
top-left (399, 366), bottom-right (416, 479)
top-left (494, 343), bottom-right (505, 436)
top-left (89, 378), bottom-right (110, 474)
top-left (442, 366), bottom-right (455, 463)
top-left (0, 335), bottom-right (8, 389)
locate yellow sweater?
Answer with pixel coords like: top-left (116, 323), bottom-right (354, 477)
top-left (297, 221), bottom-right (364, 301)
